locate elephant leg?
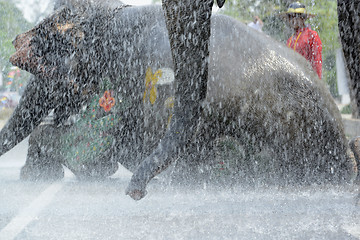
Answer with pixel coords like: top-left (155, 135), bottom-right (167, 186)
top-left (62, 125), bottom-right (121, 180)
top-left (349, 136), bottom-right (360, 183)
top-left (69, 156), bottom-right (119, 181)
top-left (20, 124), bottom-right (64, 181)
top-left (349, 137), bottom-right (360, 206)
top-left (126, 0), bottom-right (215, 200)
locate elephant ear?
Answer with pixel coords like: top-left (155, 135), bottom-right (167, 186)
top-left (216, 0), bottom-right (225, 8)
top-left (54, 0), bottom-right (89, 13)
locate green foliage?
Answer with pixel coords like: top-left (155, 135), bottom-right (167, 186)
top-left (305, 0), bottom-right (340, 96)
top-left (0, 1), bottom-right (32, 90)
top-left (220, 0), bottom-right (285, 23)
top-left (0, 1), bottom-right (31, 68)
top-left (341, 104), bottom-right (352, 114)
top-left (219, 0), bottom-right (341, 96)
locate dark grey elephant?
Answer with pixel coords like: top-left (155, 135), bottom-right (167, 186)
top-left (2, 0), bottom-right (358, 194)
top-left (337, 1), bottom-right (360, 175)
top-left (337, 1), bottom-right (360, 119)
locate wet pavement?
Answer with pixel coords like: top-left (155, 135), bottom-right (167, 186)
top-left (0, 139), bottom-right (359, 240)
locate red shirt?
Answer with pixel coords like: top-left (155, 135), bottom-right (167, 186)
top-left (287, 27), bottom-right (322, 79)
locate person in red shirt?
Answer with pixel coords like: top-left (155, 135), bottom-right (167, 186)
top-left (284, 2), bottom-right (322, 79)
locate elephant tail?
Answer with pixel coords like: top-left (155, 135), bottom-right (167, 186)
top-left (349, 136), bottom-right (360, 183)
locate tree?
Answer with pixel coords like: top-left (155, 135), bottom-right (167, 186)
top-left (0, 0), bottom-right (31, 90)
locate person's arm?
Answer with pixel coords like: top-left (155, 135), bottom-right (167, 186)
top-left (309, 31), bottom-right (323, 79)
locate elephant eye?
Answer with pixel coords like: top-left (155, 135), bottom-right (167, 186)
top-left (56, 22), bottom-right (75, 34)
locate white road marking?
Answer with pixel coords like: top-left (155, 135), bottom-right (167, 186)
top-left (0, 182), bottom-right (63, 240)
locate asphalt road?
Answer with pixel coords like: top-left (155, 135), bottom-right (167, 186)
top-left (0, 139), bottom-right (359, 240)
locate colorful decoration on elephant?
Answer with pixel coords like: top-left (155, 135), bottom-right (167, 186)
top-left (143, 67), bottom-right (162, 104)
top-left (99, 90), bottom-right (115, 112)
top-left (60, 79), bottom-right (125, 171)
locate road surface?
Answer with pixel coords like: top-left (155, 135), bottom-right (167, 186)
top-left (0, 139), bottom-right (359, 240)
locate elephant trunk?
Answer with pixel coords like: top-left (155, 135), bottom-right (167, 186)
top-left (337, 1), bottom-right (360, 118)
top-left (5, 23), bottom-right (88, 156)
top-left (0, 76), bottom-right (53, 156)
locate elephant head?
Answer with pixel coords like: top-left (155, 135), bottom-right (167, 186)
top-left (10, 0), bottom-right (130, 90)
top-left (10, 3), bottom-right (110, 87)
top-left (2, 1), bottom-right (128, 156)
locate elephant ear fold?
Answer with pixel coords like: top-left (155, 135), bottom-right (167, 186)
top-left (216, 0), bottom-right (226, 8)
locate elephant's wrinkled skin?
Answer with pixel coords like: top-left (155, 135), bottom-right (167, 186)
top-left (5, 1), bottom-right (359, 188)
top-left (337, 1), bottom-right (360, 118)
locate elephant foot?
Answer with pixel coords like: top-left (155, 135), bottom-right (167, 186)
top-left (20, 162), bottom-right (64, 181)
top-left (125, 188), bottom-right (147, 201)
top-left (22, 123), bottom-right (65, 182)
top-left (125, 179), bottom-right (147, 200)
top-left (349, 136), bottom-right (360, 183)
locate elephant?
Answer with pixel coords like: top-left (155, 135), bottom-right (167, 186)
top-left (3, 0), bottom-right (359, 195)
top-left (337, 1), bottom-right (360, 118)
